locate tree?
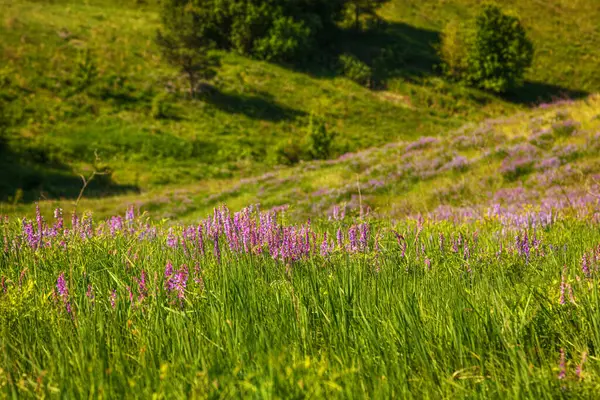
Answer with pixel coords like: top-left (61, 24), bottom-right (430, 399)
top-left (157, 0), bottom-right (352, 68)
top-left (464, 4), bottom-right (533, 93)
top-left (156, 0), bottom-right (220, 97)
top-left (438, 4), bottom-right (534, 93)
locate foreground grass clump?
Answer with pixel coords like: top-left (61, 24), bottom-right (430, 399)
top-left (2, 204), bottom-right (600, 398)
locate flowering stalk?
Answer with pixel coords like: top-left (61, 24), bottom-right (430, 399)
top-left (56, 273), bottom-right (72, 315)
top-left (558, 348), bottom-right (566, 380)
top-left (110, 289), bottom-right (117, 309)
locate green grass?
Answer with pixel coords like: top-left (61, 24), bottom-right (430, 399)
top-left (2, 0), bottom-right (599, 207)
top-left (2, 205), bottom-right (600, 398)
top-left (5, 95), bottom-right (598, 224)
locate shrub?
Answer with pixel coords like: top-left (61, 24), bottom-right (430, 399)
top-left (157, 0), bottom-right (351, 67)
top-left (339, 54), bottom-right (372, 87)
top-left (253, 16), bottom-right (312, 62)
top-left (306, 114), bottom-right (336, 160)
top-left (439, 5), bottom-right (533, 93)
top-left (465, 5), bottom-right (533, 92)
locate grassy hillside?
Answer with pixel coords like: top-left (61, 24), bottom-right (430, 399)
top-left (5, 95), bottom-right (600, 224)
top-left (1, 0), bottom-right (598, 207)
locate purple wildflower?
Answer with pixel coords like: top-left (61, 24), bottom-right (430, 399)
top-left (197, 225), bottom-right (205, 256)
top-left (332, 205), bottom-right (341, 221)
top-left (86, 284), bottom-right (95, 302)
top-left (56, 273), bottom-right (68, 298)
top-left (213, 233), bottom-right (221, 264)
top-left (127, 286), bottom-right (134, 303)
top-left (126, 205), bottom-right (135, 222)
top-left (165, 264), bottom-right (188, 300)
top-left (56, 272), bottom-right (72, 314)
top-left (320, 233), bottom-right (330, 258)
top-left (71, 211), bottom-right (79, 232)
top-left (336, 228), bottom-right (343, 249)
top-left (359, 223), bottom-right (369, 252)
top-left (54, 208), bottom-right (64, 231)
top-left (406, 136), bottom-right (439, 152)
top-left (136, 269), bottom-right (148, 302)
top-left (22, 219), bottom-right (37, 248)
top-left (164, 261), bottom-right (173, 278)
top-left (559, 271), bottom-right (566, 305)
top-left (581, 254), bottom-right (590, 278)
top-left (35, 204), bottom-right (43, 237)
top-left (576, 351), bottom-right (587, 380)
top-left (348, 226), bottom-right (358, 253)
top-left (167, 228), bottom-right (178, 248)
top-left (558, 348), bottom-right (566, 380)
top-left (110, 289), bottom-right (117, 309)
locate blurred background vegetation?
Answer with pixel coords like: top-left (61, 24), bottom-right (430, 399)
top-left (0, 0), bottom-right (598, 217)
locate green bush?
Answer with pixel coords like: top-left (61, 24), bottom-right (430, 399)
top-left (253, 16), bottom-right (312, 62)
top-left (339, 54), bottom-right (372, 87)
top-left (306, 114), bottom-right (336, 160)
top-left (439, 5), bottom-right (533, 93)
top-left (157, 0), bottom-right (355, 65)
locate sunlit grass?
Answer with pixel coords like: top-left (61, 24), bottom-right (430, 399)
top-left (2, 204), bottom-right (600, 398)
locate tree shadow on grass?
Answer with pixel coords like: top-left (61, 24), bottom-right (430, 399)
top-left (0, 145), bottom-right (138, 203)
top-left (288, 20), bottom-right (590, 106)
top-left (503, 81), bottom-right (589, 106)
top-left (291, 20), bottom-right (442, 86)
top-left (203, 88), bottom-right (306, 122)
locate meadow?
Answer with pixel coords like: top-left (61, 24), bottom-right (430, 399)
top-left (2, 202), bottom-right (600, 398)
top-left (2, 0), bottom-right (600, 398)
